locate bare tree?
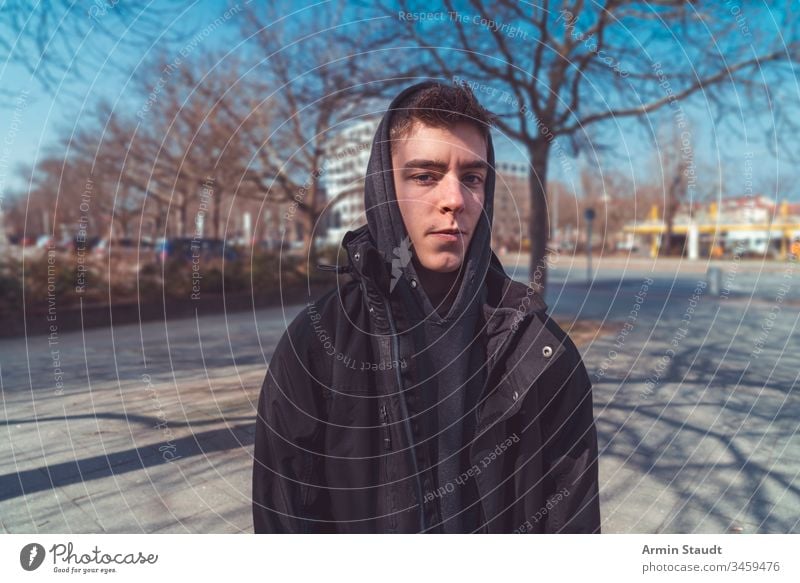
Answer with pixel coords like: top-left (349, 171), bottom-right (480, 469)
top-left (656, 129), bottom-right (690, 256)
top-left (364, 0), bottom-right (800, 290)
top-left (66, 104), bottom-right (189, 240)
top-left (575, 165), bottom-right (636, 250)
top-left (165, 52), bottom-right (286, 240)
top-left (0, 1), bottom-right (190, 97)
top-left (237, 2), bottom-right (391, 270)
top-left (9, 152), bottom-right (116, 240)
top-left (71, 52), bottom-right (243, 241)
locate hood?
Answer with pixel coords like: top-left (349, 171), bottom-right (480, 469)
top-left (361, 81), bottom-right (497, 324)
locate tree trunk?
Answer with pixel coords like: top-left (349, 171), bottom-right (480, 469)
top-left (118, 218), bottom-right (130, 238)
top-left (298, 210), bottom-right (320, 276)
top-left (664, 214), bottom-right (674, 257)
top-left (178, 203), bottom-right (187, 238)
top-left (527, 139), bottom-right (551, 294)
top-left (152, 203), bottom-right (164, 239)
top-left (305, 175), bottom-right (322, 274)
top-left (213, 190), bottom-right (221, 240)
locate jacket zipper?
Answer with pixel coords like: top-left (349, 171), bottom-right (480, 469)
top-left (380, 293), bottom-right (427, 533)
top-left (379, 403), bottom-right (392, 450)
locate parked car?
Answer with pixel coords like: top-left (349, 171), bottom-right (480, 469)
top-left (256, 239), bottom-right (293, 253)
top-left (154, 238), bottom-right (239, 263)
top-left (67, 235), bottom-right (102, 252)
top-left (88, 238), bottom-right (154, 276)
top-left (724, 231), bottom-right (780, 259)
top-left (8, 235), bottom-right (33, 247)
top-left (93, 237), bottom-right (154, 258)
top-left (35, 234), bottom-right (54, 248)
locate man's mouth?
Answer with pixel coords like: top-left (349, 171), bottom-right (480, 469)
top-left (429, 228), bottom-right (465, 242)
top-left (429, 228), bottom-right (464, 235)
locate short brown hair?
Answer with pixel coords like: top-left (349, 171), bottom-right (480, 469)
top-left (389, 81), bottom-right (496, 146)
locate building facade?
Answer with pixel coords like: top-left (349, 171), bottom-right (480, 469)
top-left (493, 162), bottom-right (530, 252)
top-left (319, 117), bottom-right (379, 247)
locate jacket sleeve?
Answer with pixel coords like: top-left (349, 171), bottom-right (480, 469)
top-left (252, 325), bottom-right (332, 533)
top-left (539, 334), bottom-right (602, 534)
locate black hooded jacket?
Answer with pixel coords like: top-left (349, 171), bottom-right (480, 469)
top-left (252, 82), bottom-right (601, 533)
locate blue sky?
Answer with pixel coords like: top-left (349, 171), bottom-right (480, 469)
top-left (0, 0), bottom-right (237, 199)
top-left (0, 0), bottom-right (795, 207)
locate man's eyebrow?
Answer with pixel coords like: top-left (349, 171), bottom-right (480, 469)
top-left (402, 159), bottom-right (489, 172)
top-left (460, 159), bottom-right (490, 171)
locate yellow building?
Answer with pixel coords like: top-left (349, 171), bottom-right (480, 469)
top-left (623, 196), bottom-right (800, 259)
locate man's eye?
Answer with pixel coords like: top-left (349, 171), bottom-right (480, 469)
top-left (463, 174), bottom-right (484, 186)
top-left (412, 174), bottom-right (435, 183)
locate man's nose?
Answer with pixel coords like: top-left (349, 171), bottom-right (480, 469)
top-left (438, 173), bottom-right (466, 214)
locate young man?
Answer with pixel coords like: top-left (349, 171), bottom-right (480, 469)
top-left (252, 81), bottom-right (601, 533)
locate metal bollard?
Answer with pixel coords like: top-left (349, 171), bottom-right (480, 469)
top-left (706, 266), bottom-right (721, 296)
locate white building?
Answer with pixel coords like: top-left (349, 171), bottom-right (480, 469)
top-left (318, 117), bottom-right (379, 247)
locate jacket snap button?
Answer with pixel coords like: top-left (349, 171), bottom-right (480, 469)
top-left (512, 390), bottom-right (519, 401)
top-left (410, 279), bottom-right (417, 288)
top-left (542, 345), bottom-right (553, 358)
top-left (354, 252), bottom-right (360, 262)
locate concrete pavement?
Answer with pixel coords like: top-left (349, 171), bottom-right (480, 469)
top-left (1, 256), bottom-right (798, 533)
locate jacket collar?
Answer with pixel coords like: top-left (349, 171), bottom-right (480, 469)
top-left (320, 224), bottom-right (567, 432)
top-left (319, 224), bottom-right (549, 325)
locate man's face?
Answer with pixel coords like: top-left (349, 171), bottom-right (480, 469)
top-left (391, 121), bottom-right (488, 274)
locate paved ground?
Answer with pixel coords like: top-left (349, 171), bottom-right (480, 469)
top-left (1, 255), bottom-right (798, 533)
top-left (540, 255), bottom-right (800, 533)
top-left (0, 307), bottom-right (289, 533)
